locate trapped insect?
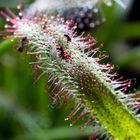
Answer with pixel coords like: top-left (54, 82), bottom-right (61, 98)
top-left (64, 34), bottom-right (71, 42)
top-left (17, 37), bottom-right (28, 52)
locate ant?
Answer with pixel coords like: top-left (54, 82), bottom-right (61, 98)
top-left (57, 45), bottom-right (67, 59)
top-left (17, 37), bottom-right (28, 52)
top-left (64, 34), bottom-right (71, 42)
top-left (56, 34), bottom-right (72, 59)
top-left (56, 45), bottom-right (71, 59)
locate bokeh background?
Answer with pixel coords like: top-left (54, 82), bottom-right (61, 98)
top-left (0, 0), bottom-right (140, 140)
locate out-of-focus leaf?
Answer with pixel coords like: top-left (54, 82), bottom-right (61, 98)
top-left (114, 0), bottom-right (131, 9)
top-left (0, 93), bottom-right (93, 140)
top-left (115, 47), bottom-right (140, 69)
top-left (0, 93), bottom-right (49, 130)
top-left (0, 0), bottom-right (33, 8)
top-left (0, 39), bottom-right (17, 55)
top-left (34, 126), bottom-right (93, 140)
top-left (12, 126), bottom-right (94, 140)
top-left (117, 22), bottom-right (140, 39)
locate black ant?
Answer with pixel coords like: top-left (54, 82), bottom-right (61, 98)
top-left (56, 45), bottom-right (71, 59)
top-left (17, 37), bottom-right (28, 52)
top-left (64, 34), bottom-right (71, 42)
top-left (56, 45), bottom-right (66, 59)
top-left (55, 34), bottom-right (72, 59)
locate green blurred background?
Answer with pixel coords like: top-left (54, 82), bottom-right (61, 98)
top-left (0, 0), bottom-right (140, 140)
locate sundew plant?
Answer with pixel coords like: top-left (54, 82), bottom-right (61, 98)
top-left (0, 0), bottom-right (140, 140)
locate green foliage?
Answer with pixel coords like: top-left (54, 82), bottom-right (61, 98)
top-left (0, 0), bottom-right (33, 8)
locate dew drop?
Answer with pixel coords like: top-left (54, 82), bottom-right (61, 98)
top-left (93, 8), bottom-right (98, 13)
top-left (17, 5), bottom-right (21, 9)
top-left (65, 118), bottom-right (69, 121)
top-left (19, 12), bottom-right (22, 16)
top-left (51, 16), bottom-right (54, 19)
top-left (4, 25), bottom-right (8, 28)
top-left (106, 1), bottom-right (112, 6)
top-left (13, 25), bottom-right (16, 28)
top-left (6, 18), bottom-right (9, 22)
top-left (70, 124), bottom-right (73, 126)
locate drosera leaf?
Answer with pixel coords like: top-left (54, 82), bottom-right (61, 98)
top-left (0, 8), bottom-right (140, 139)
